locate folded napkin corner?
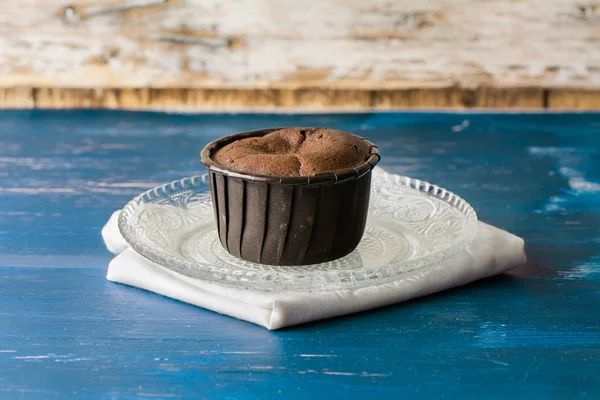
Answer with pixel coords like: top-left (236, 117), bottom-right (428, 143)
top-left (102, 185), bottom-right (527, 329)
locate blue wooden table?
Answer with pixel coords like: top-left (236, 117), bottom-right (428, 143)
top-left (1, 110), bottom-right (599, 399)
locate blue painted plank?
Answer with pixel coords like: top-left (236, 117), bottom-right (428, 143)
top-left (1, 110), bottom-right (600, 399)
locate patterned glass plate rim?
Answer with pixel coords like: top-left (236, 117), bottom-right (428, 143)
top-left (118, 169), bottom-right (478, 292)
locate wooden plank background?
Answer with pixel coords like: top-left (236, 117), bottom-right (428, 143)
top-left (2, 0), bottom-right (600, 109)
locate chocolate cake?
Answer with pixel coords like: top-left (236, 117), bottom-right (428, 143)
top-left (200, 127), bottom-right (380, 266)
top-left (214, 127), bottom-right (371, 177)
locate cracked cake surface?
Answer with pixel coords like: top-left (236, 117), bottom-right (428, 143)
top-left (213, 127), bottom-right (371, 177)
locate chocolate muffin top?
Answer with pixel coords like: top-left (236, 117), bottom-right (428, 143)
top-left (213, 127), bottom-right (371, 177)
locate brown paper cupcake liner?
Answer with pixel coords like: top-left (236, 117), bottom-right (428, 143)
top-left (201, 128), bottom-right (380, 266)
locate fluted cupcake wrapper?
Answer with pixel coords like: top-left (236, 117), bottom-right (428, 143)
top-left (209, 170), bottom-right (372, 266)
top-left (201, 127), bottom-right (380, 266)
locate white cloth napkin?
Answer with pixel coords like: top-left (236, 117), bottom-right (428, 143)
top-left (103, 195), bottom-right (526, 331)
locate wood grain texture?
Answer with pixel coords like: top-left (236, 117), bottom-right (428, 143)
top-left (1, 110), bottom-right (600, 399)
top-left (1, 0), bottom-right (600, 99)
top-left (3, 87), bottom-right (600, 109)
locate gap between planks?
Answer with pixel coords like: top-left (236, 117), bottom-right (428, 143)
top-left (0, 87), bottom-right (599, 110)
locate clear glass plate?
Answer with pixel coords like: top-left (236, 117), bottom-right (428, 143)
top-left (118, 169), bottom-right (478, 292)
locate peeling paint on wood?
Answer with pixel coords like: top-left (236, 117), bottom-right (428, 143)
top-left (1, 0), bottom-right (600, 91)
top-left (1, 110), bottom-right (600, 398)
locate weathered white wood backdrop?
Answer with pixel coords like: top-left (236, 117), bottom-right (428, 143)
top-left (1, 0), bottom-right (599, 108)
